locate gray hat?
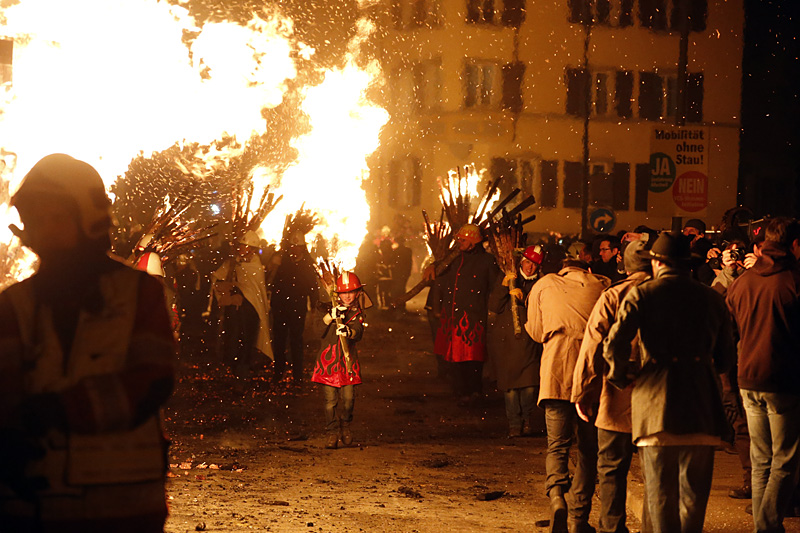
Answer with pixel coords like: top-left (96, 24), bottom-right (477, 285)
top-left (624, 238), bottom-right (652, 273)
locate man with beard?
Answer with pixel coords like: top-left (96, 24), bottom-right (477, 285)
top-left (433, 223), bottom-right (500, 407)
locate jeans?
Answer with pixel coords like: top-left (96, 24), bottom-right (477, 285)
top-left (543, 399), bottom-right (598, 523)
top-left (639, 445), bottom-right (715, 533)
top-left (597, 428), bottom-right (634, 533)
top-left (504, 386), bottom-right (536, 431)
top-left (741, 389), bottom-right (800, 533)
top-left (324, 385), bottom-right (354, 434)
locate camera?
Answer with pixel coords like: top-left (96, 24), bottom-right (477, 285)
top-left (708, 245), bottom-right (746, 270)
top-left (730, 248), bottom-right (746, 263)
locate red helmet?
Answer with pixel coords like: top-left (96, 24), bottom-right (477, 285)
top-left (336, 271), bottom-right (363, 293)
top-left (521, 245), bottom-right (543, 265)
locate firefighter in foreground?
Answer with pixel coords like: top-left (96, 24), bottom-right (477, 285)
top-left (311, 271), bottom-right (369, 449)
top-left (0, 154), bottom-right (176, 532)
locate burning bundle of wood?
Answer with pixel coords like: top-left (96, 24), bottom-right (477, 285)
top-left (228, 179), bottom-right (282, 253)
top-left (281, 204), bottom-right (319, 247)
top-left (133, 185), bottom-right (218, 265)
top-left (486, 196), bottom-right (537, 337)
top-left (394, 166), bottom-right (536, 306)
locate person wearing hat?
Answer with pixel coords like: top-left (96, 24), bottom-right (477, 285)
top-left (0, 154), bottom-right (176, 532)
top-left (525, 254), bottom-right (610, 533)
top-left (311, 271), bottom-right (370, 449)
top-left (571, 238), bottom-right (652, 533)
top-left (431, 223), bottom-right (501, 407)
top-left (487, 245), bottom-right (545, 438)
top-left (604, 231), bottom-right (736, 533)
top-left (210, 229), bottom-right (272, 376)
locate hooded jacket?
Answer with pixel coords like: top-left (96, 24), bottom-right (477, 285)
top-left (726, 242), bottom-right (800, 394)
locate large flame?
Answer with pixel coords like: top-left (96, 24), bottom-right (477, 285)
top-left (259, 19), bottom-right (389, 270)
top-left (0, 1), bottom-right (387, 286)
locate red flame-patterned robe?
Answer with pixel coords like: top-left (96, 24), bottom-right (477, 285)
top-left (311, 306), bottom-right (365, 387)
top-left (434, 246), bottom-right (501, 363)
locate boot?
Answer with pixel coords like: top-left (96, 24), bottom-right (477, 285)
top-left (549, 487), bottom-right (568, 533)
top-left (340, 422), bottom-right (353, 446)
top-left (325, 433), bottom-right (338, 449)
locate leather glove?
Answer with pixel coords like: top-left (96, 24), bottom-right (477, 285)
top-left (332, 305), bottom-right (348, 321)
top-left (336, 324), bottom-right (351, 338)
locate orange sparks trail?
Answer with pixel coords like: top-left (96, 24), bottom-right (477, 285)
top-left (0, 0), bottom-right (388, 286)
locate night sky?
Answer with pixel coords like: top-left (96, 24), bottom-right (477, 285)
top-left (738, 0), bottom-right (800, 218)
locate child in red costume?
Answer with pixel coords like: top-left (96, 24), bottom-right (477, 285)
top-left (311, 271), bottom-right (368, 449)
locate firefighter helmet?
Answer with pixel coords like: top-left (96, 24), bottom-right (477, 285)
top-left (521, 245), bottom-right (543, 265)
top-left (336, 271), bottom-right (363, 293)
top-left (12, 153), bottom-right (112, 240)
top-left (455, 223), bottom-right (482, 244)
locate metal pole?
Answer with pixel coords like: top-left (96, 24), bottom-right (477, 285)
top-left (676, 0), bottom-right (690, 126)
top-left (580, 7), bottom-right (592, 239)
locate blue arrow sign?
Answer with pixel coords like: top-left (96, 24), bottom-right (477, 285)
top-left (590, 208), bottom-right (616, 233)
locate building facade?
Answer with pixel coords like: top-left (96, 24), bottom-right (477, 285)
top-left (370, 0), bottom-right (743, 236)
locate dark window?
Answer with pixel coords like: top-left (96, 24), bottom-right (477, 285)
top-left (590, 166), bottom-right (613, 206)
top-left (596, 0), bottom-right (610, 24)
top-left (466, 0), bottom-right (482, 23)
top-left (615, 70), bottom-right (633, 118)
top-left (0, 39), bottom-right (11, 85)
top-left (391, 0), bottom-right (403, 28)
top-left (666, 76), bottom-right (678, 118)
top-left (520, 160), bottom-right (534, 196)
top-left (686, 72), bottom-right (704, 123)
top-left (411, 0), bottom-right (426, 26)
top-left (639, 0), bottom-right (667, 31)
top-left (619, 0), bottom-right (634, 27)
top-left (612, 163), bottom-right (630, 210)
top-left (595, 73), bottom-right (608, 115)
top-left (568, 0), bottom-right (591, 24)
top-left (563, 161), bottom-right (585, 208)
top-left (670, 0), bottom-right (707, 32)
top-left (540, 160), bottom-right (558, 208)
top-left (389, 157), bottom-right (422, 209)
top-left (464, 62), bottom-right (495, 108)
top-left (502, 62), bottom-right (525, 113)
top-left (502, 0), bottom-right (525, 27)
top-left (566, 68), bottom-right (590, 117)
top-left (634, 163), bottom-right (650, 212)
top-left (639, 72), bottom-right (663, 120)
top-left (490, 158), bottom-right (518, 198)
top-left (482, 0), bottom-right (495, 23)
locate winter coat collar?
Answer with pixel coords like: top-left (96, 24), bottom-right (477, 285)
top-left (752, 241), bottom-right (797, 277)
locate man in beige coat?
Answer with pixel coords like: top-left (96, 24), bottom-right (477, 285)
top-left (572, 239), bottom-right (651, 533)
top-left (526, 258), bottom-right (610, 533)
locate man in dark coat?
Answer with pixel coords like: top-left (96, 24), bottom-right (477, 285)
top-left (433, 223), bottom-right (500, 406)
top-left (487, 245), bottom-right (544, 437)
top-left (604, 231), bottom-right (736, 533)
top-left (269, 234), bottom-right (320, 386)
top-left (390, 235), bottom-right (413, 311)
top-left (726, 217), bottom-right (800, 533)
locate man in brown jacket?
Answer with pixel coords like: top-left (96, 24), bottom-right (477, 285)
top-left (526, 258), bottom-right (610, 533)
top-left (604, 231), bottom-right (735, 533)
top-left (572, 238), bottom-right (651, 533)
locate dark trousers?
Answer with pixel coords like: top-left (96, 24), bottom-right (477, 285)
top-left (271, 304), bottom-right (307, 382)
top-left (222, 299), bottom-right (259, 375)
top-left (640, 445), bottom-right (715, 533)
top-left (323, 385), bottom-right (354, 434)
top-left (597, 428), bottom-right (634, 533)
top-left (452, 361), bottom-right (483, 397)
top-left (543, 399), bottom-right (598, 523)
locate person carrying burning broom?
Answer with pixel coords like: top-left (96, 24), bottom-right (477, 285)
top-left (310, 269), bottom-right (371, 449)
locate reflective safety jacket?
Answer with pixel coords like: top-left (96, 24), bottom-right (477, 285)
top-left (0, 260), bottom-right (176, 522)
